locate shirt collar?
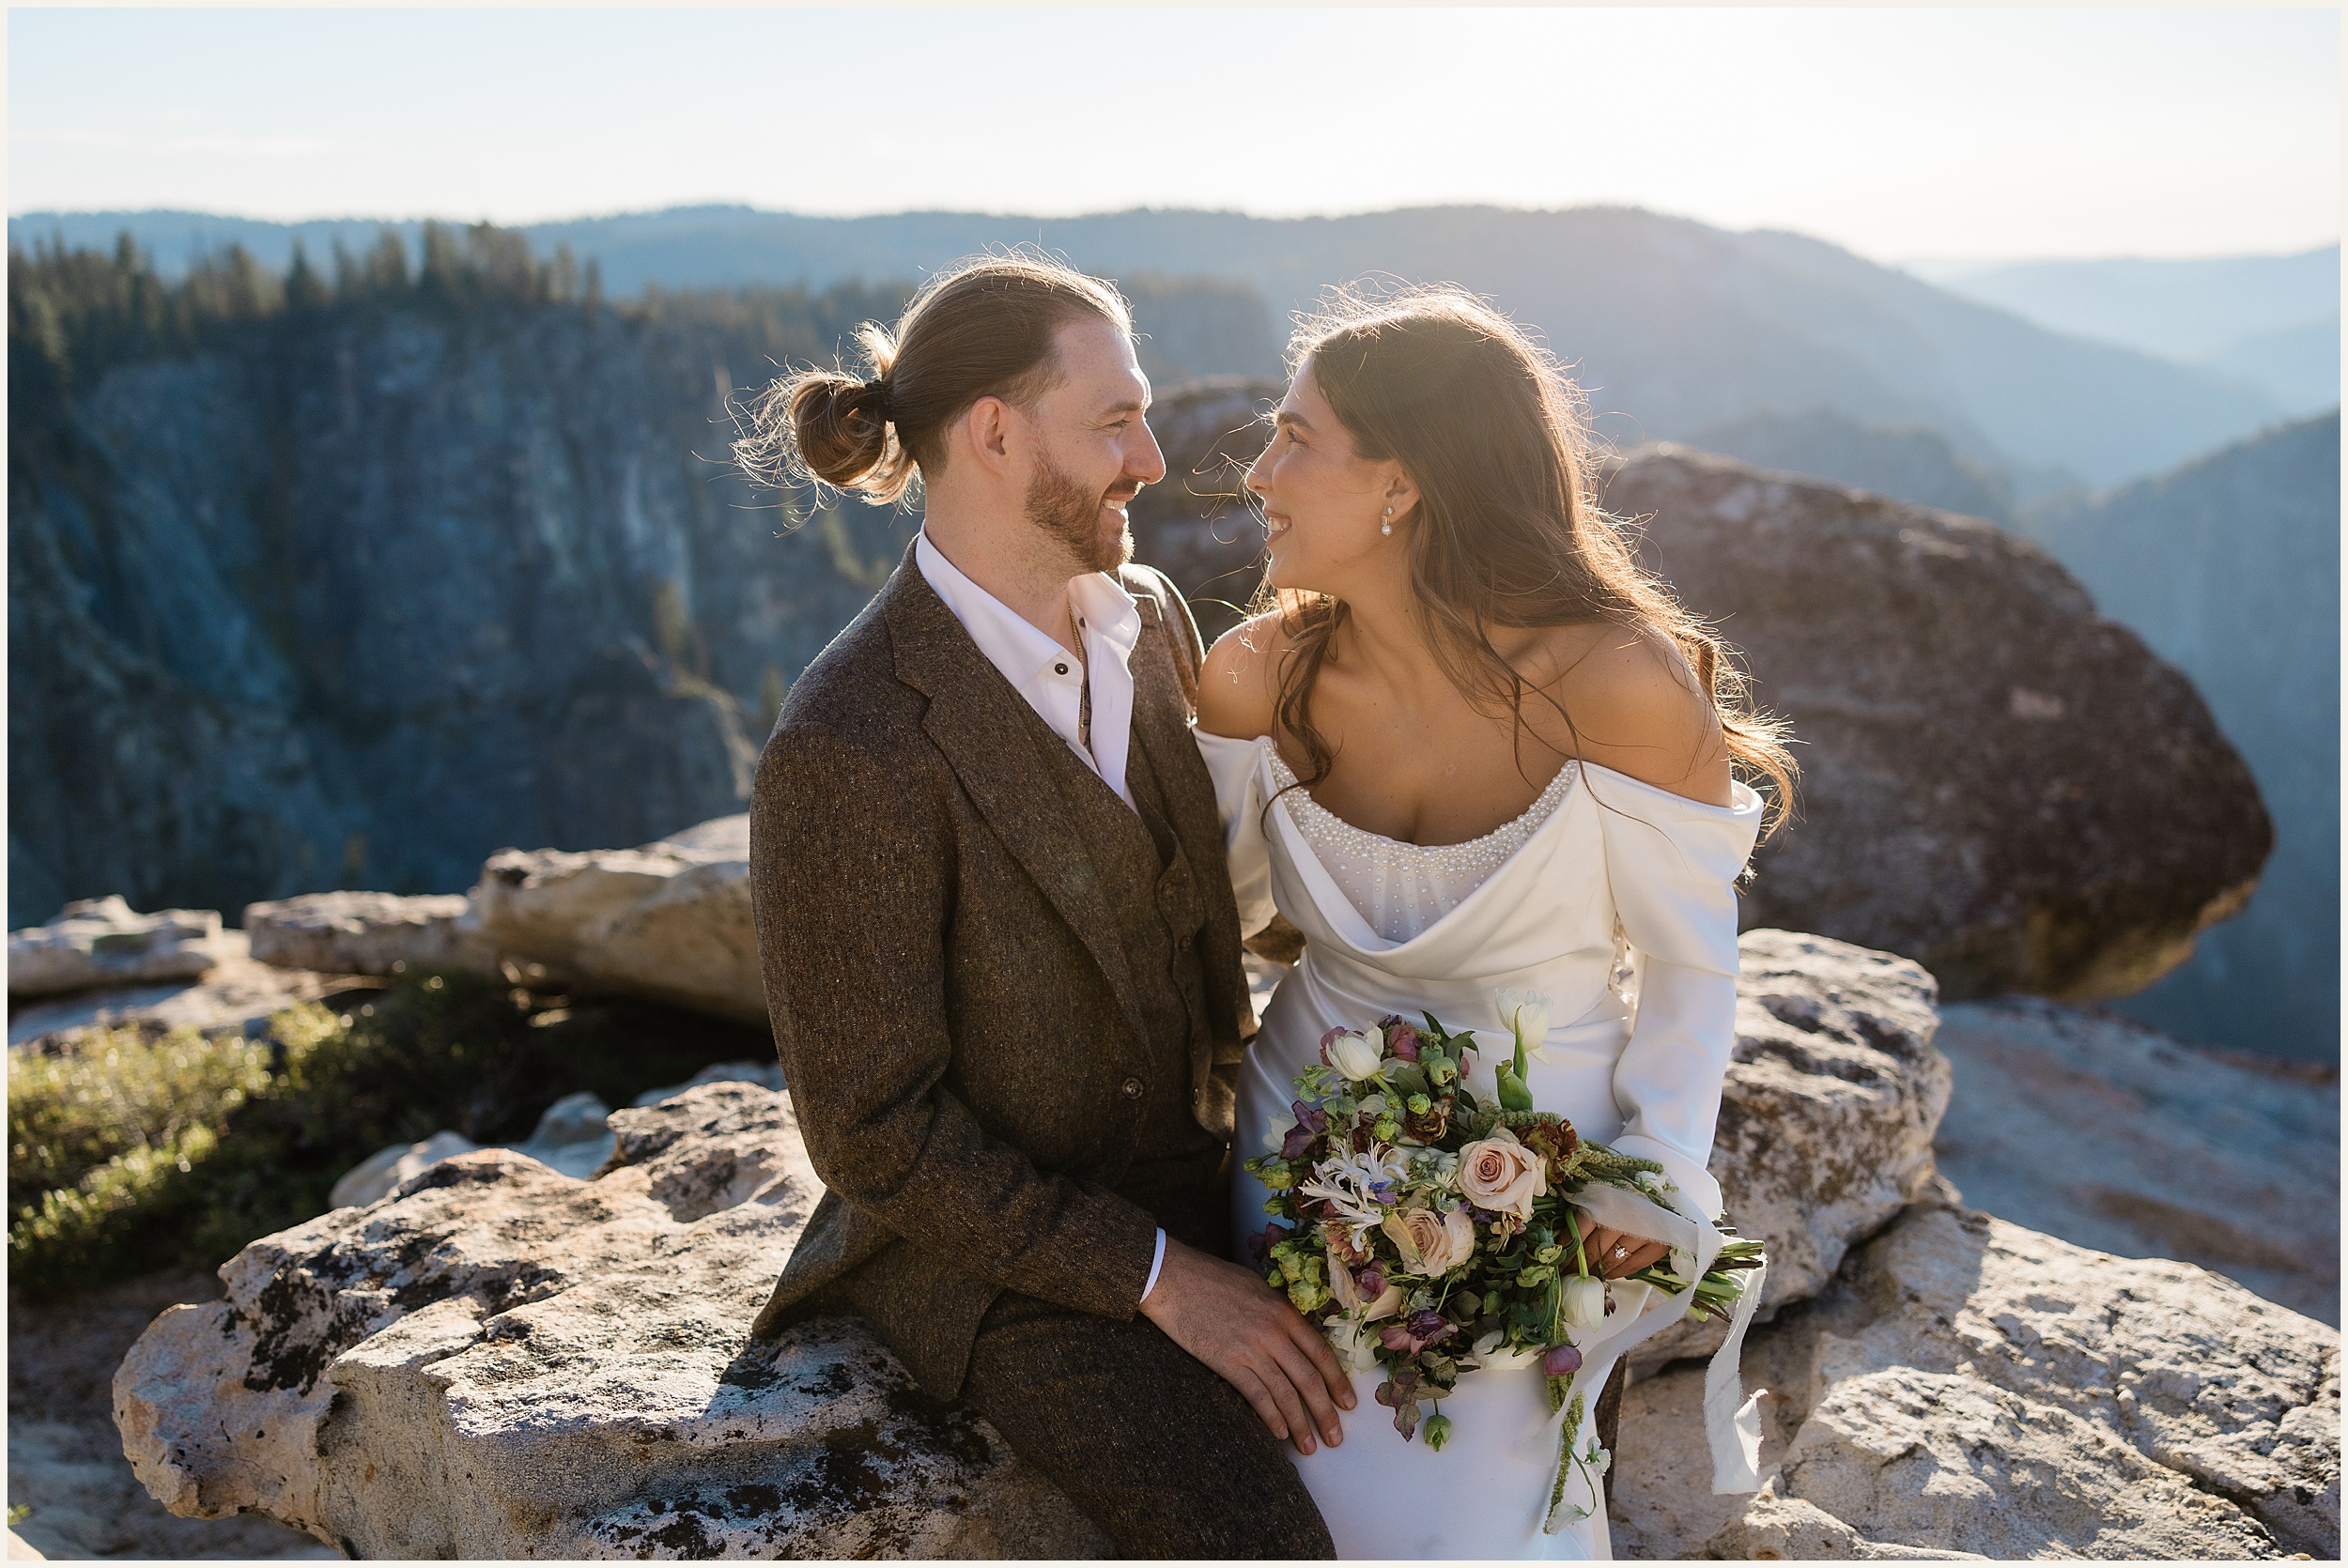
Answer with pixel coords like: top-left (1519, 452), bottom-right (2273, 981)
top-left (916, 531), bottom-right (1139, 687)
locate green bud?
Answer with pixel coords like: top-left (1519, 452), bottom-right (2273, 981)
top-left (1263, 1166), bottom-right (1297, 1191)
top-left (1265, 1268), bottom-right (1286, 1288)
top-left (1263, 1198), bottom-right (1286, 1215)
top-left (1287, 1278), bottom-right (1329, 1314)
top-left (1423, 1412), bottom-right (1454, 1452)
top-left (1496, 1067), bottom-right (1535, 1113)
top-left (1374, 1118), bottom-right (1401, 1142)
top-left (1406, 1093), bottom-right (1432, 1115)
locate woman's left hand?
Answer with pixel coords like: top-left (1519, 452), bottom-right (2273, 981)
top-left (1573, 1213), bottom-right (1671, 1281)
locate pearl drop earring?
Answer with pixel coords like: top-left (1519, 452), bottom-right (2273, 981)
top-left (1381, 506), bottom-right (1394, 536)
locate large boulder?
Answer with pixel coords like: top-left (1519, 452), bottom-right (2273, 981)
top-left (466, 815), bottom-right (762, 1022)
top-left (1931, 997), bottom-right (2339, 1325)
top-left (1606, 447), bottom-right (2273, 1001)
top-left (7, 897), bottom-right (239, 997)
top-left (113, 931), bottom-right (1946, 1556)
top-left (1613, 1203), bottom-right (2340, 1560)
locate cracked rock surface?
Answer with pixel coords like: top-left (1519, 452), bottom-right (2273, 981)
top-left (1613, 1203), bottom-right (2340, 1560)
top-left (111, 1083), bottom-right (1104, 1558)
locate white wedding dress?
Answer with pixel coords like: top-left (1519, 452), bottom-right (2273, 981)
top-left (1197, 730), bottom-right (1766, 1560)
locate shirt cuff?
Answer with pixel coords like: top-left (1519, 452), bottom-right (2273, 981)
top-left (1138, 1227), bottom-right (1167, 1302)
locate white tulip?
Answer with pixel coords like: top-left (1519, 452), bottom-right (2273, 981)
top-left (1562, 1274), bottom-right (1609, 1330)
top-left (1492, 986), bottom-right (1555, 1064)
top-left (1324, 1028), bottom-right (1385, 1082)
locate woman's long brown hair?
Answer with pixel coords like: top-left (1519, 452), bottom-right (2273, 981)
top-left (1255, 284), bottom-right (1798, 836)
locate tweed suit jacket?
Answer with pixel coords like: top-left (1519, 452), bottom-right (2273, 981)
top-left (746, 546), bottom-right (1250, 1396)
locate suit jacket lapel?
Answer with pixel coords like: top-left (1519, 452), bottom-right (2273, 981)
top-left (884, 560), bottom-right (1150, 1048)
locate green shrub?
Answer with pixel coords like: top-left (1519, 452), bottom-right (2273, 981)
top-left (7, 970), bottom-right (774, 1299)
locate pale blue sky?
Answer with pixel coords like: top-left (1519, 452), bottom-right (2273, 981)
top-left (8, 7), bottom-right (2340, 261)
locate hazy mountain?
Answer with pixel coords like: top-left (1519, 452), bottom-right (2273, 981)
top-left (1687, 407), bottom-right (2020, 526)
top-left (1914, 246), bottom-right (2338, 361)
top-left (2019, 413), bottom-right (2340, 1061)
top-left (1917, 247), bottom-right (2341, 416)
top-left (2198, 317), bottom-right (2341, 418)
top-left (13, 205), bottom-right (2283, 488)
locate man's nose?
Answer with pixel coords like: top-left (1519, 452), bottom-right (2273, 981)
top-left (1132, 421), bottom-right (1168, 484)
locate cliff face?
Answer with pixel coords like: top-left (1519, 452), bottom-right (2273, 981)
top-left (2024, 413), bottom-right (2341, 1059)
top-left (8, 296), bottom-right (908, 926)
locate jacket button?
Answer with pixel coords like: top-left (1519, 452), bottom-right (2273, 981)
top-left (1175, 933), bottom-right (1193, 952)
top-left (1121, 1076), bottom-right (1145, 1099)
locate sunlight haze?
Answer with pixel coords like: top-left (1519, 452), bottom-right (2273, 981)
top-left (8, 7), bottom-right (2340, 261)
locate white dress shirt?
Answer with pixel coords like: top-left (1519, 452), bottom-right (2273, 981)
top-left (914, 531), bottom-right (1168, 1300)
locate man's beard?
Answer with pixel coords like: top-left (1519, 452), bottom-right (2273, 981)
top-left (1026, 452), bottom-right (1133, 575)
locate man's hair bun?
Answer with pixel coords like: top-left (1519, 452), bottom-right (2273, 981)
top-left (734, 325), bottom-right (919, 501)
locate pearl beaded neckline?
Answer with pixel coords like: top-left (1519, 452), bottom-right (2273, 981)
top-left (1267, 751), bottom-right (1581, 942)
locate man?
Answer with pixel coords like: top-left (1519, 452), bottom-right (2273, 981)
top-left (738, 254), bottom-right (1348, 1556)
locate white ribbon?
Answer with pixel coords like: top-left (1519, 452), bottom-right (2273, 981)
top-left (1557, 1181), bottom-right (1768, 1497)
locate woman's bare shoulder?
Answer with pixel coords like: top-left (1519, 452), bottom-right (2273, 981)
top-left (1536, 622), bottom-right (1731, 804)
top-left (1197, 610), bottom-right (1290, 741)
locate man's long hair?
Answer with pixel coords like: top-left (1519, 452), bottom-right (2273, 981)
top-left (735, 252), bottom-right (1132, 506)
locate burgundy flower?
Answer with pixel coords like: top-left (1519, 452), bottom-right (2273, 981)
top-left (1379, 1311), bottom-right (1459, 1356)
top-left (1357, 1266), bottom-right (1388, 1299)
top-left (1542, 1345), bottom-right (1583, 1377)
top-left (1280, 1101), bottom-right (1327, 1160)
top-left (1379, 1015), bottom-right (1423, 1061)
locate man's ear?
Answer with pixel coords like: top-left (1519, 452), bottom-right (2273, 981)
top-left (964, 394), bottom-right (1019, 479)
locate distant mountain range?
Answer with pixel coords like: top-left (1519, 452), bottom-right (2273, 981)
top-left (9, 204), bottom-right (2294, 490)
top-left (1916, 248), bottom-right (2340, 417)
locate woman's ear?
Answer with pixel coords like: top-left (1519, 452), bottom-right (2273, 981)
top-left (1384, 470), bottom-right (1423, 525)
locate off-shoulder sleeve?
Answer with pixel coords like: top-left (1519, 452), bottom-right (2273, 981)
top-left (1587, 765), bottom-right (1764, 1222)
top-left (1194, 729), bottom-right (1278, 937)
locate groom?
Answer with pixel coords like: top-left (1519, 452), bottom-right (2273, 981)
top-left (743, 255), bottom-right (1347, 1556)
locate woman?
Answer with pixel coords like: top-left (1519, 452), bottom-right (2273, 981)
top-left (1195, 286), bottom-right (1796, 1559)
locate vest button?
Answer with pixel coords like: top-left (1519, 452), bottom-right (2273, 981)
top-left (1121, 1076), bottom-right (1145, 1099)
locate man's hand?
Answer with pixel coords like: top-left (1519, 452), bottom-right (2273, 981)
top-left (1139, 1237), bottom-right (1356, 1453)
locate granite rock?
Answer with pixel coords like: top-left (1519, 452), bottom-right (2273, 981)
top-left (243, 890), bottom-right (497, 977)
top-left (1613, 1203), bottom-right (2340, 1560)
top-left (114, 1084), bottom-right (1107, 1558)
top-left (7, 897), bottom-right (239, 998)
top-left (468, 815), bottom-right (762, 1022)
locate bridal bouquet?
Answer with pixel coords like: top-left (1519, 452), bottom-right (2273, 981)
top-left (1243, 992), bottom-right (1762, 1511)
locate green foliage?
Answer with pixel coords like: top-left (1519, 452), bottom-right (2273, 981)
top-left (7, 971), bottom-right (773, 1299)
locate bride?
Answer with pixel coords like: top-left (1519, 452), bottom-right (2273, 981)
top-left (1192, 286), bottom-right (1796, 1559)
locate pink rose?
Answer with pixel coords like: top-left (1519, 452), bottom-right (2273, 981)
top-left (1456, 1133), bottom-right (1546, 1221)
top-left (1382, 1206), bottom-right (1476, 1276)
